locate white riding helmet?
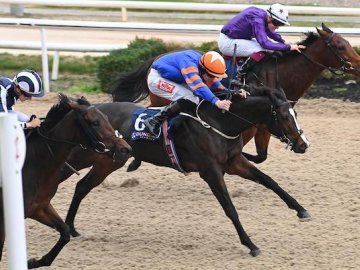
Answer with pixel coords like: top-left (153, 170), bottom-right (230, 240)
top-left (13, 70), bottom-right (44, 97)
top-left (267, 3), bottom-right (290, 26)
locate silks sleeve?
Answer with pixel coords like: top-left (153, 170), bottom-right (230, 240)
top-left (180, 60), bottom-right (219, 105)
top-left (253, 21), bottom-right (290, 51)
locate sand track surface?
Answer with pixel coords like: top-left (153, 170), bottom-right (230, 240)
top-left (2, 94), bottom-right (360, 269)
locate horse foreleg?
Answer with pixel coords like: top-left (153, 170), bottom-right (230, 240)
top-left (241, 128), bottom-right (270, 164)
top-left (27, 204), bottom-right (70, 269)
top-left (225, 154), bottom-right (311, 220)
top-left (127, 158), bottom-right (142, 172)
top-left (199, 168), bottom-right (261, 257)
top-left (65, 157), bottom-right (125, 237)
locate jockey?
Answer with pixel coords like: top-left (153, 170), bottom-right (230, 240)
top-left (218, 3), bottom-right (306, 74)
top-left (0, 70), bottom-right (44, 129)
top-left (143, 49), bottom-right (248, 136)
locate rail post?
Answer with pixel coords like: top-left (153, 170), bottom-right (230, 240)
top-left (0, 113), bottom-right (28, 270)
top-left (40, 28), bottom-right (50, 92)
top-left (9, 4), bottom-right (24, 16)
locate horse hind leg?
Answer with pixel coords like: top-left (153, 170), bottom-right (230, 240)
top-left (199, 168), bottom-right (261, 257)
top-left (27, 204), bottom-right (71, 268)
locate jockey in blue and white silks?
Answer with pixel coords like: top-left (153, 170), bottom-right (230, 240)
top-left (0, 70), bottom-right (44, 129)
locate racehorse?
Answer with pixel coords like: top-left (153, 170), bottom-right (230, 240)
top-left (0, 94), bottom-right (132, 269)
top-left (110, 23), bottom-right (360, 164)
top-left (61, 86), bottom-right (310, 257)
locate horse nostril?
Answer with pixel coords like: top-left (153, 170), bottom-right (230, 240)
top-left (121, 146), bottom-right (132, 156)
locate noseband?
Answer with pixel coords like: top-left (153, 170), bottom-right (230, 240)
top-left (76, 106), bottom-right (122, 154)
top-left (270, 103), bottom-right (303, 150)
top-left (300, 33), bottom-right (353, 75)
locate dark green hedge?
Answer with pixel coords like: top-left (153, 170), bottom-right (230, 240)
top-left (97, 38), bottom-right (168, 90)
top-left (96, 39), bottom-right (222, 91)
top-left (96, 39), bottom-right (360, 101)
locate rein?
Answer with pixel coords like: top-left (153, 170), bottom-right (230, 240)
top-left (300, 33), bottom-right (353, 76)
top-left (40, 134), bottom-right (81, 176)
top-left (180, 96), bottom-right (296, 146)
top-left (180, 100), bottom-right (239, 139)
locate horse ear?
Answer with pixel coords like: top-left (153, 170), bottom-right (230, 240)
top-left (321, 23), bottom-right (333, 34)
top-left (316, 27), bottom-right (328, 37)
top-left (78, 96), bottom-right (91, 106)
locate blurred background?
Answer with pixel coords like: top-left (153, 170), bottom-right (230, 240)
top-left (0, 0), bottom-right (359, 100)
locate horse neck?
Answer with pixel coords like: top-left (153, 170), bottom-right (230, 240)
top-left (44, 112), bottom-right (85, 160)
top-left (200, 97), bottom-right (272, 137)
top-left (257, 40), bottom-right (327, 102)
top-left (230, 96), bottom-right (272, 132)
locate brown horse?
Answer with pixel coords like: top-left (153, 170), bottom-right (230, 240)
top-left (110, 23), bottom-right (360, 163)
top-left (0, 94), bottom-right (131, 268)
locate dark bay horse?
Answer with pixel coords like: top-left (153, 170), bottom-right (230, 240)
top-left (61, 86), bottom-right (310, 256)
top-left (110, 23), bottom-right (360, 164)
top-left (0, 94), bottom-right (131, 268)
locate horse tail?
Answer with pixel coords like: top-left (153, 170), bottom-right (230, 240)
top-left (110, 57), bottom-right (156, 102)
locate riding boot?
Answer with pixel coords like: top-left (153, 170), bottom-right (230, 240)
top-left (143, 100), bottom-right (184, 136)
top-left (238, 57), bottom-right (257, 75)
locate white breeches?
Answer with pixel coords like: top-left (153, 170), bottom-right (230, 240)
top-left (147, 68), bottom-right (200, 104)
top-left (218, 33), bottom-right (266, 57)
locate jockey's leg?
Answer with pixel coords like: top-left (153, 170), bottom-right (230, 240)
top-left (143, 99), bottom-right (193, 136)
top-left (238, 51), bottom-right (266, 74)
top-left (145, 68), bottom-right (198, 136)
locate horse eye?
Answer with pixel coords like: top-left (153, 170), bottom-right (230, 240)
top-left (337, 46), bottom-right (345, 51)
top-left (92, 120), bottom-right (100, 127)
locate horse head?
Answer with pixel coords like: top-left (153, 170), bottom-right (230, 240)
top-left (262, 87), bottom-right (310, 153)
top-left (64, 94), bottom-right (132, 161)
top-left (316, 23), bottom-right (360, 76)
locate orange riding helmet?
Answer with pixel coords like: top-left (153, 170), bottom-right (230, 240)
top-left (199, 51), bottom-right (228, 78)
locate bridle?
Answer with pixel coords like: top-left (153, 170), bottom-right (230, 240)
top-left (37, 105), bottom-right (122, 155)
top-left (269, 103), bottom-right (303, 150)
top-left (181, 92), bottom-right (302, 150)
top-left (300, 32), bottom-right (353, 76)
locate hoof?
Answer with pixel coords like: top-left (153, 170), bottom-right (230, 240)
top-left (71, 229), bottom-right (81, 237)
top-left (28, 258), bottom-right (39, 269)
top-left (250, 248), bottom-right (262, 257)
top-left (298, 210), bottom-right (312, 221)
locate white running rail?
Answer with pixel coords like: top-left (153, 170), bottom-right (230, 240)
top-left (0, 113), bottom-right (28, 270)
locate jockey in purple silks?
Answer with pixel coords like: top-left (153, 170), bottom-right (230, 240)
top-left (218, 3), bottom-right (306, 73)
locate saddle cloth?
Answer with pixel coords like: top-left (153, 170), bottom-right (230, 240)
top-left (131, 108), bottom-right (186, 173)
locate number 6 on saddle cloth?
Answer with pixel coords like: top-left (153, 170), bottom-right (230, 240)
top-left (131, 107), bottom-right (185, 173)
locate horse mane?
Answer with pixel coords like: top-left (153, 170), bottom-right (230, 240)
top-left (298, 31), bottom-right (319, 46)
top-left (244, 85), bottom-right (288, 107)
top-left (255, 31), bottom-right (320, 65)
top-left (40, 94), bottom-right (89, 131)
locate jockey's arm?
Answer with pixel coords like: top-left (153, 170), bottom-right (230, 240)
top-left (180, 65), bottom-right (219, 105)
top-left (254, 21), bottom-right (290, 51)
top-left (0, 85), bottom-right (9, 113)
